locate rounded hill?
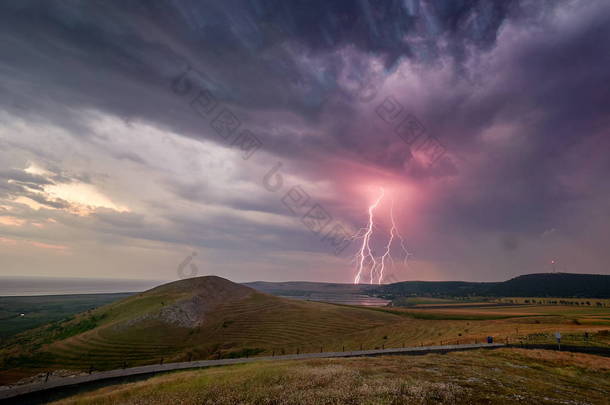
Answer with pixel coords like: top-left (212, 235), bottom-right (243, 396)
top-left (0, 276), bottom-right (401, 384)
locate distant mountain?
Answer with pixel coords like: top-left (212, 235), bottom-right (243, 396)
top-left (493, 273), bottom-right (610, 297)
top-left (374, 273), bottom-right (610, 298)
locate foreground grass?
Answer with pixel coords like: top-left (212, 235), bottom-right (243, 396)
top-left (47, 349), bottom-right (610, 405)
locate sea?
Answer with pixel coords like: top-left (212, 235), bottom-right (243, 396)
top-left (0, 276), bottom-right (167, 297)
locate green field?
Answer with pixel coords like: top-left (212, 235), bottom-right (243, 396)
top-left (390, 296), bottom-right (463, 307)
top-left (41, 349), bottom-right (610, 405)
top-left (0, 293), bottom-right (132, 340)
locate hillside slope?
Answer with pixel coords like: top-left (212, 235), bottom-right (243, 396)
top-left (0, 276), bottom-right (401, 384)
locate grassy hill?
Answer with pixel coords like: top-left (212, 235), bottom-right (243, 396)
top-left (0, 276), bottom-right (402, 384)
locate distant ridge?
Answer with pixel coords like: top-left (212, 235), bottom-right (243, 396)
top-left (375, 273), bottom-right (610, 298)
top-left (244, 281), bottom-right (372, 296)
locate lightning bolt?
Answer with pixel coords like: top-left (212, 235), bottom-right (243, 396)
top-left (376, 198), bottom-right (411, 284)
top-left (353, 187), bottom-right (384, 284)
top-left (377, 198), bottom-right (396, 284)
top-left (353, 188), bottom-right (411, 285)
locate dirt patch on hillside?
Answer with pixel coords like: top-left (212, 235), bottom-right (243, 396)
top-left (122, 276), bottom-right (255, 328)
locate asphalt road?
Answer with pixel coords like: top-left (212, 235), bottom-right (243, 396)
top-left (0, 343), bottom-right (505, 401)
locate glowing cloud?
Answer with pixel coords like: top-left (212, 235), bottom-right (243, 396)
top-left (0, 216), bottom-right (26, 226)
top-left (45, 183), bottom-right (129, 214)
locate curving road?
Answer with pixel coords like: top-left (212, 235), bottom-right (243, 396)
top-left (0, 343), bottom-right (504, 401)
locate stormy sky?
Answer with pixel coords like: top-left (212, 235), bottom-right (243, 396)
top-left (0, 0), bottom-right (609, 283)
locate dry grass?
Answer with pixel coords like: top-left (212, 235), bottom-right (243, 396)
top-left (501, 348), bottom-right (610, 371)
top-left (3, 296), bottom-right (610, 386)
top-left (45, 349), bottom-right (610, 405)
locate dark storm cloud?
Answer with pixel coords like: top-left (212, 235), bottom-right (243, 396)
top-left (1, 0), bottom-right (609, 279)
top-left (0, 0), bottom-right (566, 214)
top-left (0, 0), bottom-right (537, 149)
top-left (0, 0), bottom-right (598, 185)
top-left (424, 1), bottom-right (610, 235)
